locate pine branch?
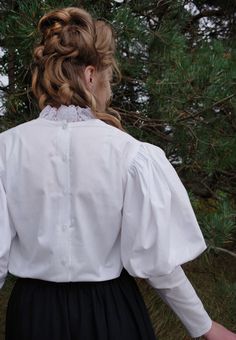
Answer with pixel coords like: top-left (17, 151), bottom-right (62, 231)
top-left (191, 10), bottom-right (224, 22)
top-left (214, 246), bottom-right (236, 259)
top-left (177, 94), bottom-right (235, 122)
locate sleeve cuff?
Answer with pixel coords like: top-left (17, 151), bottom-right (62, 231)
top-left (188, 317), bottom-right (212, 338)
top-left (148, 268), bottom-right (213, 338)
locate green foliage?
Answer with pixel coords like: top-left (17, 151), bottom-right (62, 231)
top-left (190, 191), bottom-right (236, 252)
top-left (215, 280), bottom-right (236, 316)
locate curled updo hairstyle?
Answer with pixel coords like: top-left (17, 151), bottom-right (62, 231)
top-left (31, 7), bottom-right (125, 131)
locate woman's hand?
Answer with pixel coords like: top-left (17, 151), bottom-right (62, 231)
top-left (203, 321), bottom-right (236, 340)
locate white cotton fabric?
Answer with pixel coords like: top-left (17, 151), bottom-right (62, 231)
top-left (121, 142), bottom-right (207, 278)
top-left (0, 105), bottom-right (212, 337)
top-left (148, 266), bottom-right (212, 338)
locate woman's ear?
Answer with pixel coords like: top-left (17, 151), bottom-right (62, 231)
top-left (84, 65), bottom-right (96, 90)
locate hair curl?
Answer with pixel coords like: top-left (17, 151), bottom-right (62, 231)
top-left (31, 7), bottom-right (125, 131)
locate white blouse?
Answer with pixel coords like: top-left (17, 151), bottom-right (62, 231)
top-left (0, 105), bottom-right (212, 338)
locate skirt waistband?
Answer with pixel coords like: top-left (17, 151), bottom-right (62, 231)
top-left (15, 268), bottom-right (131, 288)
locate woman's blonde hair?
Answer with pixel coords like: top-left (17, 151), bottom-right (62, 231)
top-left (31, 7), bottom-right (125, 131)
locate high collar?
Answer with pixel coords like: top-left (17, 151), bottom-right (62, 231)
top-left (38, 104), bottom-right (96, 122)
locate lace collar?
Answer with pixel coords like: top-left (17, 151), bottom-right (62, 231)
top-left (38, 104), bottom-right (96, 122)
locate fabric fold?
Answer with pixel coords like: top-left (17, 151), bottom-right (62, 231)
top-left (0, 174), bottom-right (16, 289)
top-left (121, 142), bottom-right (207, 279)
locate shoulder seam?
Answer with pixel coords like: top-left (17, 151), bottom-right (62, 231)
top-left (0, 128), bottom-right (19, 174)
top-left (126, 141), bottom-right (143, 174)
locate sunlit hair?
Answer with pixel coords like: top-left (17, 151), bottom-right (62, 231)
top-left (31, 7), bottom-right (126, 131)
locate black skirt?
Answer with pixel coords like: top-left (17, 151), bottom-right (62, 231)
top-left (5, 268), bottom-right (157, 340)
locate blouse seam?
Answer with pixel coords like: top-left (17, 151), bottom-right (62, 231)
top-left (0, 131), bottom-right (17, 179)
top-left (35, 118), bottom-right (108, 128)
top-left (120, 142), bottom-right (138, 197)
top-left (126, 142), bottom-right (144, 175)
top-left (126, 142), bottom-right (166, 175)
top-left (120, 141), bottom-right (142, 207)
top-left (5, 130), bottom-right (19, 176)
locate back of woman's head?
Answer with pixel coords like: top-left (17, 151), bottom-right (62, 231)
top-left (31, 7), bottom-right (125, 130)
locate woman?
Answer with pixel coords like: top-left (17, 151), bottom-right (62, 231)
top-left (0, 6), bottom-right (235, 340)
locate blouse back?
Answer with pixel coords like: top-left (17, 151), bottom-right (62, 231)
top-left (0, 114), bottom-right (206, 287)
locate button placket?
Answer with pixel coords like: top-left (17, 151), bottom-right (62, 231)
top-left (59, 122), bottom-right (70, 196)
top-left (58, 119), bottom-right (72, 280)
top-left (62, 121), bottom-right (68, 129)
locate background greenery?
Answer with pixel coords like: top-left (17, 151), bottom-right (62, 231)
top-left (0, 0), bottom-right (235, 339)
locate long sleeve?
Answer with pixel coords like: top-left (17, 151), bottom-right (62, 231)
top-left (121, 142), bottom-right (207, 277)
top-left (0, 173), bottom-right (16, 289)
top-left (121, 141), bottom-right (211, 337)
top-left (147, 266), bottom-right (212, 338)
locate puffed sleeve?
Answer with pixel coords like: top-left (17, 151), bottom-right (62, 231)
top-left (120, 142), bottom-right (212, 338)
top-left (0, 173), bottom-right (16, 289)
top-left (120, 142), bottom-right (207, 279)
